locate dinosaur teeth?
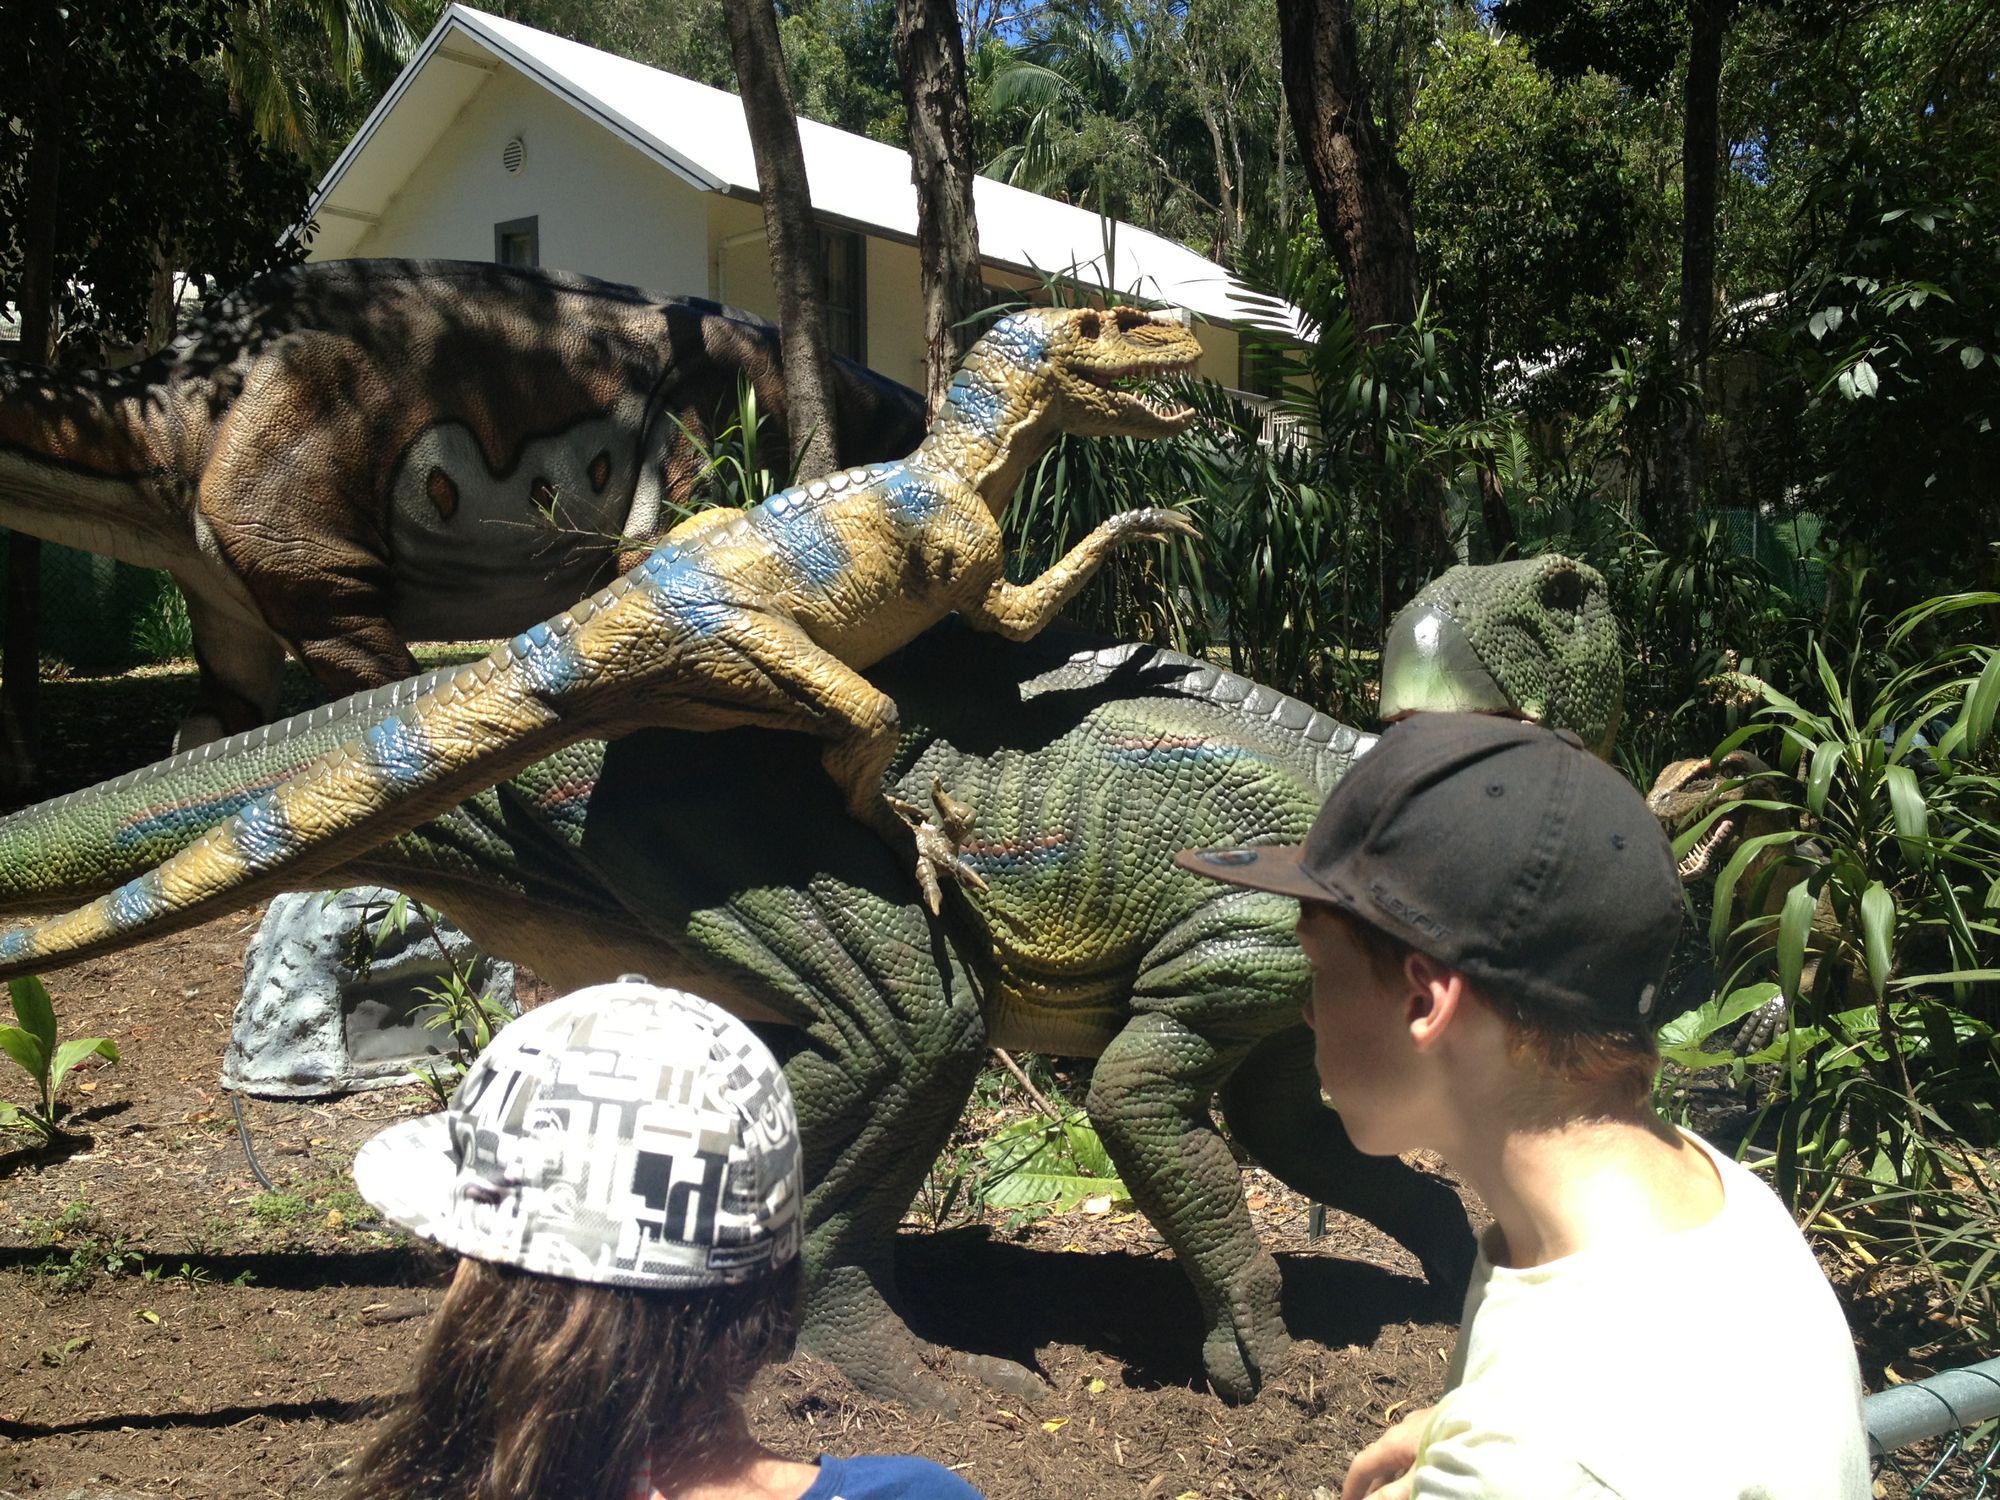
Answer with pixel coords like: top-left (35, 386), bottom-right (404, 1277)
top-left (1677, 814), bottom-right (1737, 877)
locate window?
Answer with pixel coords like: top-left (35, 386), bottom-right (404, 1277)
top-left (818, 228), bottom-right (865, 363)
top-left (494, 216), bottom-right (540, 269)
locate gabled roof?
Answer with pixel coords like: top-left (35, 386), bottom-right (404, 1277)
top-left (309, 4), bottom-right (1302, 335)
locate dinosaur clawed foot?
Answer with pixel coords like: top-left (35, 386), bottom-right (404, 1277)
top-left (889, 778), bottom-right (987, 914)
top-left (1733, 990), bottom-right (1791, 1054)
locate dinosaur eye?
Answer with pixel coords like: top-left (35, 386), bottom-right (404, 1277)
top-left (1077, 310), bottom-right (1101, 339)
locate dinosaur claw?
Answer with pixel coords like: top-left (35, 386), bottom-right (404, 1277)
top-left (930, 776), bottom-right (977, 844)
top-left (889, 789), bottom-right (985, 911)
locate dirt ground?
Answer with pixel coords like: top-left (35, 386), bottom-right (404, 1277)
top-left (0, 664), bottom-right (1961, 1498)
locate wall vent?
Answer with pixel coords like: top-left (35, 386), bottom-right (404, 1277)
top-left (501, 136), bottom-right (526, 175)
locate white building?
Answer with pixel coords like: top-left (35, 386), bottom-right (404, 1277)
top-left (307, 4), bottom-right (1300, 396)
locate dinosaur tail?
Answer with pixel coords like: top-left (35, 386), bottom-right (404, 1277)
top-left (0, 355), bottom-right (183, 564)
top-left (0, 665), bottom-right (480, 914)
top-left (0, 563), bottom-right (682, 979)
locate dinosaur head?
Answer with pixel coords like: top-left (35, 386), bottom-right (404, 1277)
top-left (931, 307), bottom-right (1201, 493)
top-left (1646, 749), bottom-right (1773, 882)
top-left (1377, 554), bottom-right (1622, 756)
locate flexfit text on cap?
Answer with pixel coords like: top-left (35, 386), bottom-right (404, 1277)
top-left (352, 977), bottom-right (801, 1289)
top-left (1176, 713), bottom-right (1683, 1027)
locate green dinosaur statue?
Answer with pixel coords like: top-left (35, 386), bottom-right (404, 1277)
top-left (0, 554), bottom-right (1618, 1406)
top-left (0, 260), bottom-right (928, 747)
top-left (0, 303), bottom-right (1200, 955)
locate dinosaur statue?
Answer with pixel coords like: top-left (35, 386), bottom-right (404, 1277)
top-left (0, 302), bottom-right (1200, 942)
top-left (0, 554), bottom-right (1619, 1407)
top-left (1647, 749), bottom-right (1842, 1048)
top-left (0, 259), bottom-right (929, 748)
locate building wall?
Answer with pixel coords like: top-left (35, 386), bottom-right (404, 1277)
top-left (345, 67), bottom-right (711, 297)
top-left (337, 63), bottom-right (1247, 394)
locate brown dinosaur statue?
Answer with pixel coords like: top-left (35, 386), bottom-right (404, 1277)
top-left (0, 259), bottom-right (928, 749)
top-left (1647, 749), bottom-right (1845, 1048)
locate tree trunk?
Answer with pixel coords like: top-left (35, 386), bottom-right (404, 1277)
top-left (1274, 0), bottom-right (1419, 340)
top-left (1274, 0), bottom-right (1446, 612)
top-left (1661, 0), bottom-right (1730, 534)
top-left (3, 0), bottom-right (66, 795)
top-left (895, 0), bottom-right (985, 418)
top-left (726, 0), bottom-right (840, 482)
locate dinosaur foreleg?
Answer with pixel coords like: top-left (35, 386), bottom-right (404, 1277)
top-left (1087, 1011), bottom-right (1289, 1402)
top-left (1218, 1025), bottom-right (1475, 1300)
top-left (702, 616), bottom-right (983, 909)
top-left (961, 508), bottom-right (1198, 641)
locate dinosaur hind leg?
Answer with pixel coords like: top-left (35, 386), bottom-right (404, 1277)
top-left (174, 579), bottom-right (288, 747)
top-left (702, 876), bottom-right (1004, 1411)
top-left (1218, 1025), bottom-right (1475, 1299)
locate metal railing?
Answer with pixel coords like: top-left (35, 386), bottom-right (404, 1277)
top-left (1869, 1358), bottom-right (2000, 1497)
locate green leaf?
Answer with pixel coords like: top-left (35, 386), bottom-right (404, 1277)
top-left (8, 976), bottom-right (56, 1058)
top-left (979, 1169), bottom-right (1130, 1213)
top-left (1658, 982), bottom-right (1779, 1065)
top-left (1859, 884), bottom-right (1895, 1002)
top-left (1778, 882), bottom-right (1818, 1002)
top-left (1709, 830), bottom-right (1805, 951)
top-left (1884, 764), bottom-right (1929, 865)
top-left (1806, 741), bottom-right (1842, 818)
top-left (1964, 651), bottom-right (2000, 757)
top-left (0, 1101), bottom-right (23, 1129)
top-left (1963, 345), bottom-right (1987, 371)
top-left (49, 1037), bottom-right (117, 1097)
top-left (0, 1023), bottom-right (45, 1083)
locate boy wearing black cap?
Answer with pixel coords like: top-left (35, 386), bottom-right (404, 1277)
top-left (1178, 712), bottom-right (1867, 1499)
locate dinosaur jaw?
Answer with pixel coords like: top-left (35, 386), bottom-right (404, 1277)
top-left (1674, 806), bottom-right (1741, 880)
top-left (1060, 362), bottom-right (1199, 438)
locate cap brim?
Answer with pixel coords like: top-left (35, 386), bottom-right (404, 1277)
top-left (351, 1113), bottom-right (456, 1245)
top-left (1173, 844), bottom-right (1333, 903)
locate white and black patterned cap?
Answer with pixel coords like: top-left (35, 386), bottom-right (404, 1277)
top-left (352, 978), bottom-right (802, 1289)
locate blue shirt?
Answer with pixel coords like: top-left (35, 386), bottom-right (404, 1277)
top-left (800, 1454), bottom-right (985, 1499)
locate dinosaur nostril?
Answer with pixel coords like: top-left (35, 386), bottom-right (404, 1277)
top-left (1539, 562), bottom-right (1586, 615)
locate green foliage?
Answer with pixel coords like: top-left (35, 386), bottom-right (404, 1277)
top-left (3, 0), bottom-right (314, 355)
top-left (132, 586), bottom-right (196, 665)
top-left (1402, 22), bottom-right (1654, 414)
top-left (975, 1110), bottom-right (1130, 1214)
top-left (26, 1198), bottom-right (142, 1292)
top-left (347, 892), bottom-right (515, 1105)
top-left (663, 376), bottom-right (796, 525)
top-left (0, 977), bottom-right (118, 1145)
top-left (1677, 593), bottom-right (2000, 1209)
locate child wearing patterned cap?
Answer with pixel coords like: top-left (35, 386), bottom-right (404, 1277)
top-left (340, 977), bottom-right (983, 1500)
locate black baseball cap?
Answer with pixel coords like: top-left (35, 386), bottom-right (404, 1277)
top-left (1174, 712), bottom-right (1682, 1027)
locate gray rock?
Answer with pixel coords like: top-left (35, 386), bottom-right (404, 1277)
top-left (223, 886), bottom-right (517, 1098)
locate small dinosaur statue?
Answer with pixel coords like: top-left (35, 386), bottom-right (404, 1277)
top-left (0, 554), bottom-right (1618, 1406)
top-left (1646, 749), bottom-right (1842, 1048)
top-left (0, 260), bottom-right (928, 748)
top-left (0, 303), bottom-right (1200, 961)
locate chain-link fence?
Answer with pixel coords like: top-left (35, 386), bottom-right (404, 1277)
top-left (1870, 1358), bottom-right (2000, 1498)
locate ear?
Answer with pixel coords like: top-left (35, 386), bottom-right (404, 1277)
top-left (1401, 949), bottom-right (1471, 1051)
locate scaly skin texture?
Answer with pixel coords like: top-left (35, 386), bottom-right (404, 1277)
top-left (1379, 554), bottom-right (1623, 757)
top-left (0, 626), bottom-right (1431, 1406)
top-left (0, 560), bottom-right (1620, 1406)
top-left (0, 305), bottom-right (1200, 970)
top-left (0, 260), bottom-right (927, 746)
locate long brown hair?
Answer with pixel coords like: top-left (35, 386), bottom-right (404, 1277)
top-left (341, 1254), bottom-right (801, 1500)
